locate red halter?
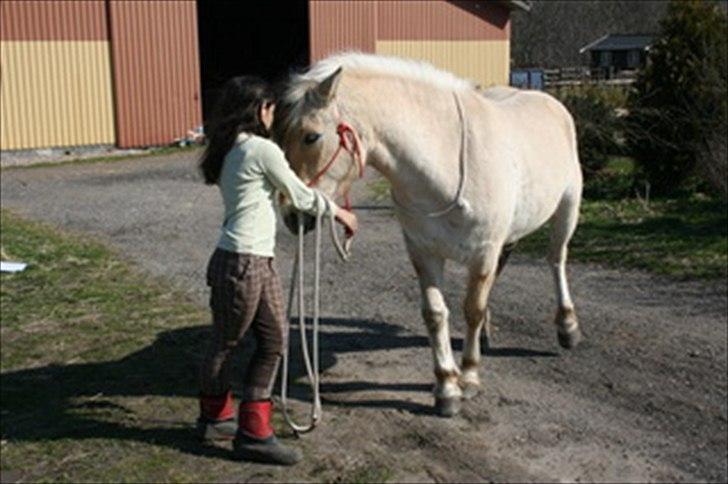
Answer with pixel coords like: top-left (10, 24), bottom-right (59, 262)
top-left (306, 122), bottom-right (365, 212)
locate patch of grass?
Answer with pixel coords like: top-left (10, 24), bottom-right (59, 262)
top-left (0, 210), bottom-right (205, 369)
top-left (0, 210), bottom-right (298, 481)
top-left (342, 464), bottom-right (394, 483)
top-left (583, 156), bottom-right (636, 200)
top-left (366, 177), bottom-right (391, 202)
top-left (519, 195), bottom-right (728, 279)
top-left (1, 145), bottom-right (201, 171)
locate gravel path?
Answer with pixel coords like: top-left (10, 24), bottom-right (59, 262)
top-left (2, 151), bottom-right (726, 482)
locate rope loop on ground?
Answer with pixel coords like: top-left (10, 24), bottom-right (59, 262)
top-left (280, 199), bottom-right (350, 434)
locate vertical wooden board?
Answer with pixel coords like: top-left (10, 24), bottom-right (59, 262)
top-left (108, 0), bottom-right (201, 148)
top-left (309, 0), bottom-right (376, 62)
top-left (0, 41), bottom-right (115, 150)
top-left (0, 0), bottom-right (115, 150)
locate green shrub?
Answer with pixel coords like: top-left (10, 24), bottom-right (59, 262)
top-left (627, 0), bottom-right (728, 197)
top-left (551, 84), bottom-right (627, 176)
top-left (582, 157), bottom-right (635, 200)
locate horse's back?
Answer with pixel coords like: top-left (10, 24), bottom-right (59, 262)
top-left (472, 86), bottom-right (581, 241)
top-left (477, 85), bottom-right (521, 102)
top-left (479, 86), bottom-right (572, 122)
top-left (476, 86), bottom-right (577, 168)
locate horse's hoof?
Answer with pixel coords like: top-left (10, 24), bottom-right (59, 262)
top-left (460, 381), bottom-right (481, 400)
top-left (558, 327), bottom-right (583, 349)
top-left (435, 397), bottom-right (461, 417)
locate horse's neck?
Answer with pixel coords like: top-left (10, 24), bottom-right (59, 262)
top-left (343, 80), bottom-right (466, 206)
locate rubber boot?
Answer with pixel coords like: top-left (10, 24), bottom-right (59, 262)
top-left (197, 391), bottom-right (237, 442)
top-left (233, 400), bottom-right (301, 465)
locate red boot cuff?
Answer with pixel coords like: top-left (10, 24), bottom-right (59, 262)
top-left (238, 400), bottom-right (274, 439)
top-left (200, 391), bottom-right (235, 421)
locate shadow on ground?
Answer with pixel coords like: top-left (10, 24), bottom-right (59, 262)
top-left (1, 317), bottom-right (555, 457)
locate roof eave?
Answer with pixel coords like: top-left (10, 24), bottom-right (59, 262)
top-left (579, 34), bottom-right (610, 54)
top-left (492, 0), bottom-right (531, 12)
top-left (507, 0), bottom-right (532, 11)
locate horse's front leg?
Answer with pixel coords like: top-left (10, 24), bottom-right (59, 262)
top-left (460, 247), bottom-right (501, 399)
top-left (405, 238), bottom-right (461, 417)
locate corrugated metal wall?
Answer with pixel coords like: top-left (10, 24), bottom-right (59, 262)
top-left (2, 0), bottom-right (510, 151)
top-left (108, 1), bottom-right (201, 148)
top-left (376, 40), bottom-right (510, 88)
top-left (376, 1), bottom-right (509, 41)
top-left (0, 0), bottom-right (202, 151)
top-left (309, 0), bottom-right (512, 88)
top-left (0, 0), bottom-right (115, 150)
top-left (309, 0), bottom-right (377, 62)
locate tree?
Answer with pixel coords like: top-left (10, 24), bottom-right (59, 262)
top-left (511, 1), bottom-right (668, 68)
top-left (627, 0), bottom-right (728, 196)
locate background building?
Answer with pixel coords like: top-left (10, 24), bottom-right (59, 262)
top-left (579, 34), bottom-right (654, 78)
top-left (1, 0), bottom-right (527, 151)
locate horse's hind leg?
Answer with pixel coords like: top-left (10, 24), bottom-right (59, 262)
top-left (481, 242), bottom-right (517, 349)
top-left (405, 237), bottom-right (461, 416)
top-left (460, 246), bottom-right (500, 399)
top-left (548, 190), bottom-right (583, 349)
top-left (496, 242), bottom-right (516, 277)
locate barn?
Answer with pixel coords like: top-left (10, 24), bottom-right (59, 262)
top-left (0, 0), bottom-right (529, 152)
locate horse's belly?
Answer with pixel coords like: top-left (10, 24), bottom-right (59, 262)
top-left (508, 193), bottom-right (562, 242)
top-left (396, 208), bottom-right (487, 262)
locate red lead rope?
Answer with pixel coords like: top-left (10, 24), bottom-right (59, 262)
top-left (306, 122), bottom-right (365, 236)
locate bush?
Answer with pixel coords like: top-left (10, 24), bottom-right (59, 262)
top-left (551, 84), bottom-right (627, 175)
top-left (627, 0), bottom-right (728, 197)
top-left (696, 121), bottom-right (728, 201)
top-left (581, 157), bottom-right (635, 200)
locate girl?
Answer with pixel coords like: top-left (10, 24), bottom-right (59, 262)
top-left (196, 76), bottom-right (357, 465)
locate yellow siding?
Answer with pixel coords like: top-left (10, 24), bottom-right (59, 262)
top-left (1, 41), bottom-right (115, 150)
top-left (376, 40), bottom-right (510, 88)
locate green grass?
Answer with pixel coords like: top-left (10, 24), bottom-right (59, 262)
top-left (342, 465), bottom-right (393, 483)
top-left (519, 195), bottom-right (727, 279)
top-left (0, 210), bottom-right (392, 482)
top-left (366, 176), bottom-right (391, 202)
top-left (0, 210), bottom-right (302, 482)
top-left (1, 145), bottom-right (201, 171)
top-left (0, 210), bottom-right (206, 370)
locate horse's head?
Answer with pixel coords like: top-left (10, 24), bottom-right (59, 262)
top-left (273, 67), bottom-right (364, 234)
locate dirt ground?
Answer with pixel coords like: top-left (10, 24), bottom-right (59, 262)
top-left (1, 151), bottom-right (726, 483)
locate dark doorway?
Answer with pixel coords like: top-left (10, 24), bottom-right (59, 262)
top-left (196, 0), bottom-right (310, 122)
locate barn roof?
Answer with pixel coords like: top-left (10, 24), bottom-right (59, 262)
top-left (579, 34), bottom-right (654, 53)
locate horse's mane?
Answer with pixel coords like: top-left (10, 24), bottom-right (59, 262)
top-left (273, 52), bottom-right (474, 141)
top-left (297, 51), bottom-right (474, 91)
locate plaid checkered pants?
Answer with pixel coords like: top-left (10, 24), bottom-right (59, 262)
top-left (200, 248), bottom-right (287, 401)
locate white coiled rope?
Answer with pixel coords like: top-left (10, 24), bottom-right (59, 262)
top-left (279, 199), bottom-right (351, 434)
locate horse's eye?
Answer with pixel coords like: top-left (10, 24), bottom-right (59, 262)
top-left (304, 133), bottom-right (321, 145)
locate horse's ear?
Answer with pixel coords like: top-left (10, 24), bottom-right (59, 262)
top-left (315, 67), bottom-right (343, 105)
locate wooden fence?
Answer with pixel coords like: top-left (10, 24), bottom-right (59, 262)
top-left (541, 67), bottom-right (637, 87)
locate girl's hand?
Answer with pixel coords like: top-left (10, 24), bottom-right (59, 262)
top-left (335, 208), bottom-right (358, 236)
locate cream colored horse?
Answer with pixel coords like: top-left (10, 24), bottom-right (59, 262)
top-left (274, 53), bottom-right (583, 417)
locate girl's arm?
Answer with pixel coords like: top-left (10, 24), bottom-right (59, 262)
top-left (258, 140), bottom-right (338, 216)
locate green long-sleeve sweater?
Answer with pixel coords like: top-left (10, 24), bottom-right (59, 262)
top-left (216, 133), bottom-right (336, 256)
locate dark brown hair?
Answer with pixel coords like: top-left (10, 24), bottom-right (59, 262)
top-left (199, 76), bottom-right (273, 184)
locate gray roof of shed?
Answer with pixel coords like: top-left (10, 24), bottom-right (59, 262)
top-left (579, 34), bottom-right (654, 53)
